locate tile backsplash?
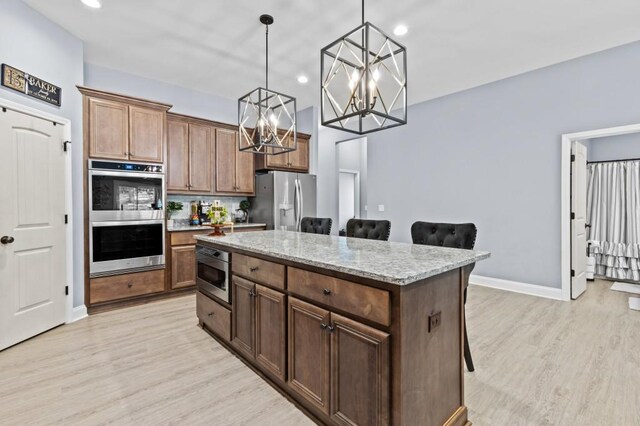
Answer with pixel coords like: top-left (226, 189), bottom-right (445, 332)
top-left (166, 195), bottom-right (247, 220)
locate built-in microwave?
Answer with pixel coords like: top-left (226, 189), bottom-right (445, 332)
top-left (196, 246), bottom-right (230, 303)
top-left (89, 159), bottom-right (165, 222)
top-left (89, 220), bottom-right (165, 277)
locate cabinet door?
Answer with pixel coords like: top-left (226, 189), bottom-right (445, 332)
top-left (330, 313), bottom-right (390, 426)
top-left (288, 136), bottom-right (309, 171)
top-left (215, 128), bottom-right (237, 193)
top-left (232, 276), bottom-right (255, 358)
top-left (255, 284), bottom-right (287, 381)
top-left (236, 148), bottom-right (255, 194)
top-left (170, 245), bottom-right (196, 289)
top-left (266, 150), bottom-right (288, 169)
top-left (129, 106), bottom-right (164, 163)
top-left (288, 297), bottom-right (331, 415)
top-left (88, 97), bottom-right (128, 160)
top-left (167, 119), bottom-right (190, 192)
top-left (188, 124), bottom-right (213, 193)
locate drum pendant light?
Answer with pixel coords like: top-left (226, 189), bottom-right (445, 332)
top-left (238, 14), bottom-right (297, 155)
top-left (320, 0), bottom-right (407, 134)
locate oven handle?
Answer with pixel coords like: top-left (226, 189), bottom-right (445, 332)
top-left (89, 170), bottom-right (163, 180)
top-left (90, 219), bottom-right (165, 227)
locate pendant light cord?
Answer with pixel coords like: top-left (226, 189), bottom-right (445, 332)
top-left (265, 24), bottom-right (269, 91)
top-left (362, 0), bottom-right (365, 25)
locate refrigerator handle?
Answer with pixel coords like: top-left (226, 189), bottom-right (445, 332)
top-left (293, 179), bottom-right (299, 231)
top-left (299, 179), bottom-right (304, 231)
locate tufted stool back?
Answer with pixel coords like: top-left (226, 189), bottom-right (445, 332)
top-left (411, 222), bottom-right (477, 250)
top-left (346, 219), bottom-right (391, 241)
top-left (300, 217), bottom-right (332, 235)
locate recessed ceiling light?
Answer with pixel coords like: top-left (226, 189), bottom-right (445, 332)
top-left (81, 0), bottom-right (102, 9)
top-left (297, 75), bottom-right (309, 84)
top-left (393, 24), bottom-right (408, 36)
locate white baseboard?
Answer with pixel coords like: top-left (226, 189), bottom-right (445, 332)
top-left (469, 275), bottom-right (564, 301)
top-left (70, 305), bottom-right (88, 323)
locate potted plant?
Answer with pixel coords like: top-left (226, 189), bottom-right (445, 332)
top-left (207, 204), bottom-right (229, 236)
top-left (237, 199), bottom-right (250, 223)
top-left (166, 201), bottom-right (183, 227)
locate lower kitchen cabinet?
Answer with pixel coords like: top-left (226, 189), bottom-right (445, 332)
top-left (89, 269), bottom-right (165, 304)
top-left (170, 245), bottom-right (196, 289)
top-left (232, 276), bottom-right (288, 382)
top-left (196, 291), bottom-right (231, 342)
top-left (330, 313), bottom-right (390, 425)
top-left (255, 284), bottom-right (287, 381)
top-left (232, 276), bottom-right (256, 358)
top-left (288, 297), bottom-right (331, 415)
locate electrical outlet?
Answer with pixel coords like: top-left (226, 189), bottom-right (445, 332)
top-left (378, 204), bottom-right (385, 212)
top-left (428, 311), bottom-right (442, 332)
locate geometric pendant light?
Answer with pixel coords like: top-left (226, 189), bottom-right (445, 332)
top-left (239, 14), bottom-right (297, 155)
top-left (321, 0), bottom-right (407, 134)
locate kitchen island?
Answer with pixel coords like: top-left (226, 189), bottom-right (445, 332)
top-left (194, 230), bottom-right (490, 426)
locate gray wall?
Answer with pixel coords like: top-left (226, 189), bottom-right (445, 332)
top-left (0, 0), bottom-right (85, 307)
top-left (363, 40), bottom-right (640, 289)
top-left (337, 137), bottom-right (368, 222)
top-left (588, 133), bottom-right (640, 162)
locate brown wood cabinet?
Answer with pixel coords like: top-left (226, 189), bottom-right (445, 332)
top-left (330, 313), bottom-right (390, 425)
top-left (170, 245), bottom-right (197, 289)
top-left (197, 291), bottom-right (231, 342)
top-left (167, 114), bottom-right (215, 194)
top-left (255, 284), bottom-right (287, 382)
top-left (216, 128), bottom-right (255, 195)
top-left (288, 297), bottom-right (331, 415)
top-left (89, 269), bottom-right (165, 304)
top-left (255, 133), bottom-right (310, 173)
top-left (232, 276), bottom-right (256, 358)
top-left (80, 87), bottom-right (169, 164)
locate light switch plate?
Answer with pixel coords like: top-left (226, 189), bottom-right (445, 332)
top-left (378, 204), bottom-right (385, 212)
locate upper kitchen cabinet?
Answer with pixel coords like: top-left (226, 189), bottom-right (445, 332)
top-left (166, 114), bottom-right (214, 194)
top-left (215, 127), bottom-right (255, 195)
top-left (78, 86), bottom-right (171, 164)
top-left (255, 133), bottom-right (310, 173)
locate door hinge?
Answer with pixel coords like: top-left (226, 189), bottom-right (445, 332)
top-left (64, 214), bottom-right (68, 224)
top-left (571, 212), bottom-right (575, 220)
top-left (571, 269), bottom-right (575, 277)
top-left (63, 141), bottom-right (71, 152)
top-left (65, 286), bottom-right (69, 296)
top-left (571, 154), bottom-right (576, 162)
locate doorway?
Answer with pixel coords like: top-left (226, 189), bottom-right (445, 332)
top-left (0, 99), bottom-right (73, 350)
top-left (336, 137), bottom-right (367, 235)
top-left (561, 123), bottom-right (640, 301)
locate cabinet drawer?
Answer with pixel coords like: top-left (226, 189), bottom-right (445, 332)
top-left (90, 269), bottom-right (165, 304)
top-left (232, 253), bottom-right (285, 290)
top-left (197, 291), bottom-right (231, 342)
top-left (170, 230), bottom-right (211, 246)
top-left (288, 267), bottom-right (390, 326)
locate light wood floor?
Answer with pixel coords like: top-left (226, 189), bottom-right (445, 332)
top-left (1, 280), bottom-right (638, 425)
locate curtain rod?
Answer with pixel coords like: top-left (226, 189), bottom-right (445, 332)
top-left (587, 158), bottom-right (640, 165)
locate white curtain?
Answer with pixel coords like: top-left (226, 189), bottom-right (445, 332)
top-left (587, 160), bottom-right (640, 281)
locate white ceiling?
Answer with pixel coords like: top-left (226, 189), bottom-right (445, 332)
top-left (25, 0), bottom-right (640, 109)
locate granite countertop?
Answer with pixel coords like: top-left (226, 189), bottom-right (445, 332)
top-left (167, 223), bottom-right (267, 232)
top-left (195, 230), bottom-right (490, 286)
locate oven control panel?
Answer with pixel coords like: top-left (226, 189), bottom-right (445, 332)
top-left (90, 160), bottom-right (163, 173)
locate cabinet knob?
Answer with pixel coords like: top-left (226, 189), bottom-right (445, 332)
top-left (322, 288), bottom-right (332, 295)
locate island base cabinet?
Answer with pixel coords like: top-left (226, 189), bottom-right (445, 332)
top-left (288, 297), bottom-right (331, 416)
top-left (232, 276), bottom-right (256, 358)
top-left (331, 313), bottom-right (390, 426)
top-left (255, 284), bottom-right (287, 382)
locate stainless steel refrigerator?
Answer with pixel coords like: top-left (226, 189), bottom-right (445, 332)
top-left (251, 172), bottom-right (317, 231)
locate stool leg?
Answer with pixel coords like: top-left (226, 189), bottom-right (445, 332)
top-left (464, 318), bottom-right (475, 372)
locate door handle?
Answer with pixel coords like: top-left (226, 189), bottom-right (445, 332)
top-left (1, 236), bottom-right (14, 244)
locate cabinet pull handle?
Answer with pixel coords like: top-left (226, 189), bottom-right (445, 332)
top-left (320, 323), bottom-right (327, 330)
top-left (207, 312), bottom-right (214, 317)
top-left (127, 282), bottom-right (133, 288)
top-left (249, 266), bottom-right (259, 272)
top-left (248, 290), bottom-right (256, 297)
top-left (322, 288), bottom-right (332, 295)
top-left (327, 324), bottom-right (335, 332)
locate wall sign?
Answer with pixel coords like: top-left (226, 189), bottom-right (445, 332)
top-left (1, 64), bottom-right (62, 107)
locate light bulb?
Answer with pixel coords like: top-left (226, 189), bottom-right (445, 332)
top-left (270, 113), bottom-right (278, 127)
top-left (349, 69), bottom-right (360, 90)
top-left (372, 68), bottom-right (380, 82)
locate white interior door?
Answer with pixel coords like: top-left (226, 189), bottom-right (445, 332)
top-left (339, 171), bottom-right (358, 232)
top-left (571, 140), bottom-right (588, 299)
top-left (0, 108), bottom-right (67, 350)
